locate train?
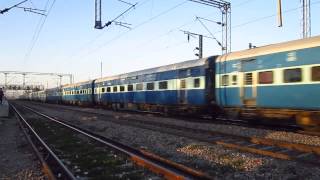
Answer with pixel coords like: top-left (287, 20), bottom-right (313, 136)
top-left (26, 36), bottom-right (320, 130)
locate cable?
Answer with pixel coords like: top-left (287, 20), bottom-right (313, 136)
top-left (123, 0), bottom-right (257, 55)
top-left (29, 0), bottom-right (36, 8)
top-left (61, 0), bottom-right (153, 61)
top-left (0, 0), bottom-right (28, 14)
top-left (84, 0), bottom-right (188, 57)
top-left (220, 0), bottom-right (320, 33)
top-left (24, 0), bottom-right (56, 61)
top-left (23, 0), bottom-right (50, 64)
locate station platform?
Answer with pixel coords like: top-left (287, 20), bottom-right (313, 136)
top-left (0, 99), bottom-right (9, 117)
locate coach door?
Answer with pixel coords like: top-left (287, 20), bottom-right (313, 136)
top-left (240, 60), bottom-right (257, 107)
top-left (178, 79), bottom-right (187, 104)
top-left (178, 69), bottom-right (188, 104)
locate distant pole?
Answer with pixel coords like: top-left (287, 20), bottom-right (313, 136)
top-left (199, 35), bottom-right (203, 59)
top-left (100, 61), bottom-right (103, 78)
top-left (4, 73), bottom-right (8, 88)
top-left (23, 73), bottom-right (26, 88)
top-left (58, 75), bottom-right (62, 87)
top-left (69, 75), bottom-right (73, 84)
top-left (277, 0), bottom-right (283, 27)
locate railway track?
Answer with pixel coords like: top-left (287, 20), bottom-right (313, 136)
top-left (26, 101), bottom-right (307, 136)
top-left (20, 102), bottom-right (320, 167)
top-left (11, 103), bottom-right (213, 180)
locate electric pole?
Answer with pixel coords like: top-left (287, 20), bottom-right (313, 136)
top-left (188, 0), bottom-right (231, 55)
top-left (181, 30), bottom-right (216, 59)
top-left (94, 0), bottom-right (137, 30)
top-left (199, 35), bottom-right (203, 59)
top-left (95, 0), bottom-right (102, 29)
top-left (301, 0), bottom-right (311, 38)
top-left (4, 73), bottom-right (8, 88)
top-left (277, 0), bottom-right (283, 27)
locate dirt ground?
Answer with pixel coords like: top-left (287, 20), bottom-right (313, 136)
top-left (0, 116), bottom-right (45, 180)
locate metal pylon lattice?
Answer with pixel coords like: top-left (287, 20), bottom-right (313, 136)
top-left (189, 0), bottom-right (231, 55)
top-left (0, 71), bottom-right (73, 90)
top-left (301, 0), bottom-right (311, 38)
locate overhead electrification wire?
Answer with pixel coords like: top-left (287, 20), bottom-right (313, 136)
top-left (120, 0), bottom-right (257, 54)
top-left (29, 0), bottom-right (36, 8)
top-left (221, 0), bottom-right (320, 33)
top-left (127, 0), bottom-right (319, 59)
top-left (24, 0), bottom-right (56, 62)
top-left (0, 0), bottom-right (28, 14)
top-left (83, 0), bottom-right (188, 57)
top-left (63, 0), bottom-right (153, 61)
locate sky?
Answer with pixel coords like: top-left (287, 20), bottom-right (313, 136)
top-left (1, 0), bottom-right (319, 87)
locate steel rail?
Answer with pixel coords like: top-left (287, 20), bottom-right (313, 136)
top-left (13, 107), bottom-right (56, 180)
top-left (32, 102), bottom-right (317, 153)
top-left (21, 105), bottom-right (213, 180)
top-left (11, 104), bottom-right (77, 180)
top-left (25, 101), bottom-right (304, 133)
top-left (27, 103), bottom-right (320, 166)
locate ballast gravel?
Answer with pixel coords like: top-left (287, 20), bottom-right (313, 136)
top-left (28, 101), bottom-right (320, 147)
top-left (20, 101), bottom-right (320, 179)
top-left (0, 116), bottom-right (45, 180)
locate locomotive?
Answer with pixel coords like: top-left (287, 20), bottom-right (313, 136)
top-left (27, 36), bottom-right (320, 129)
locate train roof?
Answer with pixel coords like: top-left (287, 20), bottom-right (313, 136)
top-left (217, 35), bottom-right (320, 62)
top-left (95, 56), bottom-right (214, 83)
top-left (62, 80), bottom-right (92, 88)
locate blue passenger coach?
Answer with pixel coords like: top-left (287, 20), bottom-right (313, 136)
top-left (46, 87), bottom-right (62, 104)
top-left (94, 56), bottom-right (216, 114)
top-left (62, 80), bottom-right (94, 106)
top-left (215, 36), bottom-right (320, 128)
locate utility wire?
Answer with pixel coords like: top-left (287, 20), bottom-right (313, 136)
top-left (16, 6), bottom-right (46, 16)
top-left (29, 0), bottom-right (36, 8)
top-left (112, 0), bottom-right (319, 60)
top-left (0, 0), bottom-right (28, 14)
top-left (64, 0), bottom-right (152, 60)
top-left (25, 0), bottom-right (50, 60)
top-left (84, 0), bottom-right (188, 57)
top-left (222, 0), bottom-right (320, 33)
top-left (196, 17), bottom-right (223, 48)
top-left (24, 0), bottom-right (56, 61)
top-left (124, 0), bottom-right (257, 54)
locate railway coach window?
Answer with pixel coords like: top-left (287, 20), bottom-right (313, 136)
top-left (159, 81), bottom-right (168, 90)
top-left (107, 87), bottom-right (111, 92)
top-left (232, 75), bottom-right (237, 85)
top-left (101, 88), bottom-right (105, 93)
top-left (113, 86), bottom-right (118, 92)
top-left (147, 83), bottom-right (154, 90)
top-left (221, 75), bottom-right (229, 86)
top-left (312, 66), bottom-right (320, 81)
top-left (284, 68), bottom-right (302, 83)
top-left (245, 73), bottom-right (253, 85)
top-left (259, 71), bottom-right (273, 84)
top-left (127, 85), bottom-right (133, 91)
top-left (180, 80), bottom-right (186, 89)
top-left (194, 78), bottom-right (200, 88)
top-left (136, 83), bottom-right (143, 91)
top-left (120, 86), bottom-right (125, 92)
